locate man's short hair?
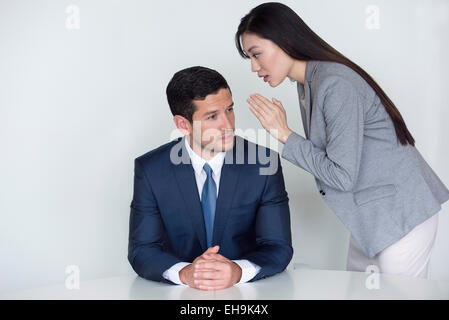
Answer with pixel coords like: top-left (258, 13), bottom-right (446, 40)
top-left (166, 66), bottom-right (231, 123)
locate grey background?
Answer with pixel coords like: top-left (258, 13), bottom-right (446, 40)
top-left (1, 0), bottom-right (448, 293)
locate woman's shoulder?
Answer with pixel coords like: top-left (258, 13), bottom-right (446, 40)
top-left (310, 60), bottom-right (375, 100)
top-left (311, 60), bottom-right (361, 85)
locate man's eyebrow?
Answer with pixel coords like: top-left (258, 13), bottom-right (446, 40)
top-left (203, 110), bottom-right (218, 117)
top-left (202, 103), bottom-right (234, 117)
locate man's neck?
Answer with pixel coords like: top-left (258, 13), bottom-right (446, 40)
top-left (188, 137), bottom-right (218, 162)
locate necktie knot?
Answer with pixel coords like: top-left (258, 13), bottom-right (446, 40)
top-left (203, 163), bottom-right (213, 177)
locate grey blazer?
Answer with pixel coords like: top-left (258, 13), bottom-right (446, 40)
top-left (282, 60), bottom-right (449, 258)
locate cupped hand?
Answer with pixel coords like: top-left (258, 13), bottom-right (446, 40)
top-left (246, 93), bottom-right (293, 144)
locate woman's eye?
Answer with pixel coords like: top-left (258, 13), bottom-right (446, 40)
top-left (208, 114), bottom-right (216, 120)
top-left (227, 107), bottom-right (234, 112)
top-left (253, 53), bottom-right (260, 59)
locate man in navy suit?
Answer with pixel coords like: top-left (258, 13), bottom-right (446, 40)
top-left (128, 66), bottom-right (293, 290)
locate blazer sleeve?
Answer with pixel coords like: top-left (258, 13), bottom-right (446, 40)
top-left (240, 154), bottom-right (293, 281)
top-left (282, 76), bottom-right (364, 192)
top-left (127, 158), bottom-right (182, 283)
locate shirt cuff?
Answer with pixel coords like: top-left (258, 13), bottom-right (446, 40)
top-left (233, 259), bottom-right (261, 284)
top-left (162, 262), bottom-right (190, 285)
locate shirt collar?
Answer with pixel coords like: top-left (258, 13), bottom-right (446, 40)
top-left (184, 137), bottom-right (225, 176)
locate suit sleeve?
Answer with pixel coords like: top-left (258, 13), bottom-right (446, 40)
top-left (127, 158), bottom-right (182, 283)
top-left (282, 76), bottom-right (364, 192)
top-left (240, 154), bottom-right (293, 281)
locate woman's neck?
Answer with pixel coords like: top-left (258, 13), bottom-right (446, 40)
top-left (288, 60), bottom-right (308, 85)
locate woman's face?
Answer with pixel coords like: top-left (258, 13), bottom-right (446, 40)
top-left (241, 32), bottom-right (294, 87)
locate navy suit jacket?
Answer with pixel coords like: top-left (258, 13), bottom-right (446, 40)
top-left (128, 135), bottom-right (293, 283)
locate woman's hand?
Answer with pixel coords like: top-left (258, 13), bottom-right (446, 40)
top-left (247, 93), bottom-right (293, 144)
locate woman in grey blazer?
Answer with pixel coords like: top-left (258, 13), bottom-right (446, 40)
top-left (235, 2), bottom-right (449, 278)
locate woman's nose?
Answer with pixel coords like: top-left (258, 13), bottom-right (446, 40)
top-left (251, 59), bottom-right (260, 73)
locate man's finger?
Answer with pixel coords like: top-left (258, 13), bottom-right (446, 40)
top-left (195, 261), bottom-right (226, 271)
top-left (201, 254), bottom-right (227, 261)
top-left (201, 246), bottom-right (220, 260)
top-left (211, 253), bottom-right (228, 261)
top-left (202, 252), bottom-right (227, 261)
top-left (193, 270), bottom-right (222, 280)
top-left (195, 261), bottom-right (218, 271)
top-left (204, 245), bottom-right (220, 255)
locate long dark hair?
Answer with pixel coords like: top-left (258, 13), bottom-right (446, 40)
top-left (235, 2), bottom-right (415, 146)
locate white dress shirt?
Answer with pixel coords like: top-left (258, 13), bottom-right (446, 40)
top-left (162, 137), bottom-right (261, 285)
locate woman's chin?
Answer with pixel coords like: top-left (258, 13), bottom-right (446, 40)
top-left (268, 79), bottom-right (278, 87)
top-left (268, 77), bottom-right (285, 87)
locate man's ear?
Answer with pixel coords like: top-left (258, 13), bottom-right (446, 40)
top-left (173, 115), bottom-right (192, 135)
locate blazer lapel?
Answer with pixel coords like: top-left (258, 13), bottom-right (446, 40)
top-left (171, 137), bottom-right (208, 251)
top-left (297, 60), bottom-right (318, 138)
top-left (304, 80), bottom-right (312, 137)
top-left (212, 139), bottom-right (241, 246)
top-left (297, 82), bottom-right (310, 138)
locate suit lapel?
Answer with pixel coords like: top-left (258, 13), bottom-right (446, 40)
top-left (212, 139), bottom-right (241, 246)
top-left (171, 137), bottom-right (207, 251)
top-left (171, 136), bottom-right (242, 250)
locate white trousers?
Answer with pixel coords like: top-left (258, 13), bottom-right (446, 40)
top-left (346, 213), bottom-right (439, 278)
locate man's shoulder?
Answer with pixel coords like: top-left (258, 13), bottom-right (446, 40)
top-left (133, 135), bottom-right (280, 168)
top-left (135, 137), bottom-right (182, 167)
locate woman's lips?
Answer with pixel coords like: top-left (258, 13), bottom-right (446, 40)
top-left (258, 74), bottom-right (269, 82)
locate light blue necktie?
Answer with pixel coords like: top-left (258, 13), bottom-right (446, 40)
top-left (201, 163), bottom-right (217, 248)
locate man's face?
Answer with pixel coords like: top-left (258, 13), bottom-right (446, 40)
top-left (189, 88), bottom-right (235, 159)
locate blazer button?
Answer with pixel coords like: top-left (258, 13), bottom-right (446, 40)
top-left (320, 190), bottom-right (325, 196)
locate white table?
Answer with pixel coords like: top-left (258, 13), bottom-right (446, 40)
top-left (2, 266), bottom-right (449, 300)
